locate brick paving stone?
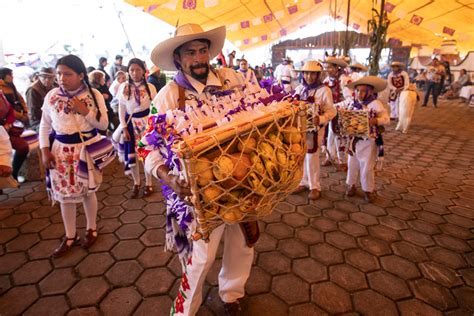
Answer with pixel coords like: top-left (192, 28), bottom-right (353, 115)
top-left (265, 222), bottom-right (294, 239)
top-left (258, 251), bottom-right (291, 275)
top-left (141, 214), bottom-right (166, 228)
top-left (427, 247), bottom-right (468, 269)
top-left (135, 296), bottom-right (173, 316)
top-left (400, 192), bottom-right (427, 203)
top-left (205, 259), bottom-right (221, 286)
top-left (88, 233), bottom-right (119, 253)
top-left (6, 233), bottom-right (39, 252)
top-left (0, 285), bottom-right (39, 316)
top-left (242, 293), bottom-right (288, 316)
top-left (136, 267), bottom-right (176, 296)
top-left (397, 299), bottom-right (443, 316)
top-left (99, 287), bottom-right (142, 316)
top-left (353, 289), bottom-right (398, 316)
top-left (310, 243), bottom-right (344, 265)
top-left (262, 210), bottom-right (283, 223)
top-left (448, 205), bottom-right (474, 219)
top-left (2, 213), bottom-right (31, 227)
top-left (282, 212), bottom-right (308, 227)
top-left (97, 218), bottom-right (122, 233)
top-left (40, 223), bottom-right (65, 239)
top-left (409, 279), bottom-right (457, 311)
top-left (0, 275), bottom-right (11, 295)
top-left (278, 239), bottom-right (309, 258)
top-left (99, 206), bottom-right (125, 218)
top-left (39, 267), bottom-right (77, 295)
top-left (0, 228), bottom-right (18, 244)
top-left (359, 203), bottom-right (387, 217)
top-left (111, 240), bottom-right (144, 259)
top-left (323, 209), bottom-right (350, 221)
top-left (67, 277), bottom-right (109, 307)
top-left (275, 202), bottom-right (295, 214)
top-left (380, 255), bottom-right (421, 279)
top-left (297, 204), bottom-right (323, 217)
top-left (311, 282), bottom-right (352, 314)
top-left (140, 228), bottom-right (166, 246)
top-left (387, 207), bottom-right (416, 220)
top-left (32, 205), bottom-right (58, 218)
top-left (122, 198), bottom-right (147, 210)
top-left (0, 252), bottom-right (27, 274)
top-left (394, 199), bottom-right (422, 211)
top-left (273, 274), bottom-right (310, 305)
top-left (245, 266), bottom-right (272, 295)
top-left (452, 197), bottom-right (474, 209)
top-left (357, 236), bottom-right (392, 256)
top-left (400, 229), bottom-right (435, 247)
top-left (102, 195), bottom-right (127, 207)
top-left (338, 221), bottom-right (368, 237)
top-left (439, 223), bottom-right (473, 240)
top-left (285, 193), bottom-right (308, 206)
top-left (415, 211), bottom-right (446, 224)
top-left (392, 241), bottom-right (429, 263)
top-left (334, 200), bottom-right (360, 213)
top-left (24, 295), bottom-right (69, 316)
top-left (326, 231), bottom-right (357, 250)
top-left (433, 234), bottom-right (471, 252)
top-left (329, 264), bottom-right (368, 291)
top-left (138, 246), bottom-right (173, 268)
top-left (76, 252), bottom-right (114, 277)
top-left (419, 261), bottom-right (463, 288)
top-left (105, 260), bottom-right (143, 286)
top-left (293, 258), bottom-right (327, 283)
top-left (453, 287), bottom-right (474, 311)
top-left (288, 303), bottom-right (328, 315)
top-left (344, 249), bottom-right (380, 272)
top-left (12, 259), bottom-right (51, 285)
top-left (421, 202), bottom-right (451, 215)
top-left (407, 219), bottom-right (442, 235)
top-left (444, 214), bottom-right (474, 228)
top-left (115, 223), bottom-right (145, 239)
top-left (167, 255), bottom-right (183, 277)
top-left (367, 224), bottom-right (401, 242)
top-left (295, 227), bottom-right (324, 244)
top-left (20, 218), bottom-right (50, 233)
top-left (253, 232), bottom-right (277, 252)
top-left (459, 268), bottom-right (474, 287)
top-left (311, 217), bottom-right (337, 232)
top-left (52, 248), bottom-right (88, 268)
top-left (378, 215), bottom-right (409, 230)
top-left (142, 202), bottom-right (166, 215)
top-left (367, 271), bottom-right (411, 300)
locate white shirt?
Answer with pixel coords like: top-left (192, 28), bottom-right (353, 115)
top-left (0, 126), bottom-right (12, 167)
top-left (39, 86), bottom-right (108, 148)
top-left (294, 84), bottom-right (336, 126)
top-left (144, 68), bottom-right (246, 176)
top-left (274, 63), bottom-right (297, 82)
top-left (387, 71), bottom-right (409, 91)
top-left (118, 82), bottom-right (157, 128)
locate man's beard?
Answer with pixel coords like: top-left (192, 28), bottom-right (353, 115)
top-left (190, 63), bottom-right (209, 80)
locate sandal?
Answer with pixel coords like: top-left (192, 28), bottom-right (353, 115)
top-left (82, 229), bottom-right (98, 249)
top-left (52, 235), bottom-right (79, 258)
top-left (143, 185), bottom-right (153, 197)
top-left (131, 184), bottom-right (140, 198)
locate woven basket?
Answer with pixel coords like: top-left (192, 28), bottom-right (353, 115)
top-left (173, 101), bottom-right (307, 241)
top-left (338, 109), bottom-right (371, 138)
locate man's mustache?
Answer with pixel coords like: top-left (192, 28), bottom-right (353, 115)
top-left (190, 63), bottom-right (209, 71)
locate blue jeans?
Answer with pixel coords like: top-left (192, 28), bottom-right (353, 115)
top-left (423, 81), bottom-right (440, 107)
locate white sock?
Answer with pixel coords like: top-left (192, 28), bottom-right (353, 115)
top-left (131, 163), bottom-right (141, 186)
top-left (83, 193), bottom-right (98, 236)
top-left (144, 164), bottom-right (153, 187)
top-left (60, 203), bottom-right (77, 245)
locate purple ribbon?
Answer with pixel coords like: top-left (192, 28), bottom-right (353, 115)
top-left (58, 84), bottom-right (87, 99)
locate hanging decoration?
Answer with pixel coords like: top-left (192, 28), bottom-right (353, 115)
top-left (367, 0), bottom-right (390, 75)
top-left (182, 0), bottom-right (196, 10)
top-left (410, 15), bottom-right (424, 25)
top-left (443, 26), bottom-right (455, 36)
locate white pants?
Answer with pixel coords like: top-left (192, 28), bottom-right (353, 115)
top-left (300, 132), bottom-right (324, 190)
top-left (326, 123), bottom-right (346, 164)
top-left (389, 96), bottom-right (399, 119)
top-left (396, 90), bottom-right (417, 133)
top-left (173, 223), bottom-right (254, 316)
top-left (346, 139), bottom-right (377, 192)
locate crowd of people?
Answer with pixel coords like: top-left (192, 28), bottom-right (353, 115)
top-left (0, 21), bottom-right (467, 316)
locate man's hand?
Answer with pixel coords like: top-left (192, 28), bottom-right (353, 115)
top-left (369, 117), bottom-right (378, 126)
top-left (41, 148), bottom-right (56, 169)
top-left (0, 165), bottom-right (12, 177)
top-left (168, 176), bottom-right (193, 200)
top-left (70, 97), bottom-right (90, 116)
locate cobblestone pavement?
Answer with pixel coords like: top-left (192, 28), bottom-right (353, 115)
top-left (0, 98), bottom-right (473, 315)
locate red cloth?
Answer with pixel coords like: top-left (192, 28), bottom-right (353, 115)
top-left (0, 91), bottom-right (15, 125)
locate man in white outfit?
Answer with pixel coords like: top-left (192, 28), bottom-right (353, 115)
top-left (292, 60), bottom-right (336, 200)
top-left (343, 76), bottom-right (390, 202)
top-left (142, 23), bottom-right (257, 316)
top-left (387, 61), bottom-right (409, 120)
top-left (237, 58), bottom-right (260, 92)
top-left (274, 57), bottom-right (297, 93)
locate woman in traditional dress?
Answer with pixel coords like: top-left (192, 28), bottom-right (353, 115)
top-left (114, 58), bottom-right (157, 198)
top-left (39, 55), bottom-right (109, 257)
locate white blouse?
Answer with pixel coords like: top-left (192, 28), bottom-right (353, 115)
top-left (39, 86), bottom-right (108, 148)
top-left (117, 82), bottom-right (157, 128)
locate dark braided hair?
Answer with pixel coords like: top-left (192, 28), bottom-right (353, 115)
top-left (126, 58), bottom-right (151, 105)
top-left (56, 55), bottom-right (101, 121)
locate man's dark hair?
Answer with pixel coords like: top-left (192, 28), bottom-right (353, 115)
top-left (99, 57), bottom-right (107, 64)
top-left (115, 55), bottom-right (123, 61)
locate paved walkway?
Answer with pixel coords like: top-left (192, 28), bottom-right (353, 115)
top-left (0, 98), bottom-right (473, 315)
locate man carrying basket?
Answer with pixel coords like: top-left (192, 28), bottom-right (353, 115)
top-left (342, 76), bottom-right (390, 202)
top-left (141, 24), bottom-right (257, 315)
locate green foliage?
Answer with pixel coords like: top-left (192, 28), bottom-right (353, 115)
top-left (367, 3), bottom-right (390, 75)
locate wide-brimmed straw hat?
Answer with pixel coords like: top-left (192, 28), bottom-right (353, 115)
top-left (151, 23), bottom-right (226, 71)
top-left (324, 57), bottom-right (348, 68)
top-left (390, 61), bottom-right (405, 68)
top-left (350, 63), bottom-right (368, 71)
top-left (347, 76), bottom-right (387, 93)
top-left (295, 60), bottom-right (323, 72)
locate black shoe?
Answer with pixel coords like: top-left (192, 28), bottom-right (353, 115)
top-left (421, 104), bottom-right (427, 107)
top-left (224, 301), bottom-right (242, 316)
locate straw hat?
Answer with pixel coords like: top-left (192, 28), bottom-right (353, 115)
top-left (350, 63), bottom-right (368, 72)
top-left (150, 65), bottom-right (160, 74)
top-left (347, 76), bottom-right (387, 93)
top-left (39, 67), bottom-right (55, 77)
top-left (151, 23), bottom-right (226, 71)
top-left (324, 57), bottom-right (348, 68)
top-left (295, 60), bottom-right (323, 72)
top-left (390, 61), bottom-right (405, 68)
